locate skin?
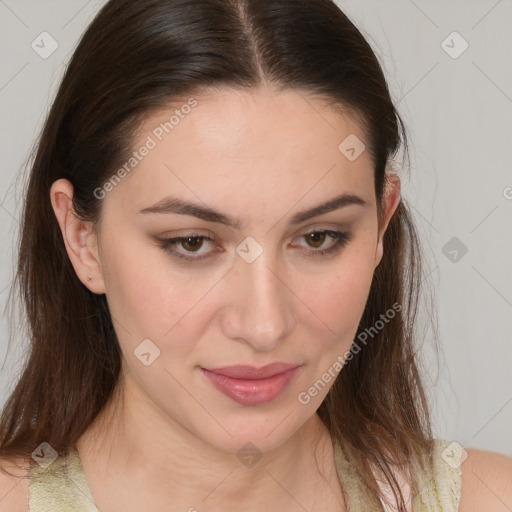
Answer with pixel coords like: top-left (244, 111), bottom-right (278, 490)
top-left (1, 86), bottom-right (511, 511)
top-left (59, 86), bottom-right (394, 511)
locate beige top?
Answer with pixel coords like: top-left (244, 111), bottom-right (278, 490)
top-left (28, 438), bottom-right (463, 511)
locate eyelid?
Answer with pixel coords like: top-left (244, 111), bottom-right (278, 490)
top-left (157, 228), bottom-right (352, 263)
top-left (290, 230), bottom-right (351, 255)
top-left (159, 233), bottom-right (217, 260)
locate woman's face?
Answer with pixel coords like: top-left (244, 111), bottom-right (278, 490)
top-left (68, 87), bottom-right (399, 454)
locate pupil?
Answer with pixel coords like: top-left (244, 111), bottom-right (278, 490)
top-left (308, 232), bottom-right (325, 248)
top-left (184, 237), bottom-right (202, 251)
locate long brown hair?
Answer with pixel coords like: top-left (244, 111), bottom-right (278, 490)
top-left (1, 0), bottom-right (436, 509)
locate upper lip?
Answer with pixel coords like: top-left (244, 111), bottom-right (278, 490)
top-left (203, 363), bottom-right (299, 379)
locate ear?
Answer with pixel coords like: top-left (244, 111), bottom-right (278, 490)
top-left (50, 178), bottom-right (106, 294)
top-left (374, 172), bottom-right (401, 268)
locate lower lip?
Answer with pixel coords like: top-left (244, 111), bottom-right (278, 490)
top-left (201, 367), bottom-right (299, 406)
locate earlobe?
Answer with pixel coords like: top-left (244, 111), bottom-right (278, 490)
top-left (49, 179), bottom-right (106, 294)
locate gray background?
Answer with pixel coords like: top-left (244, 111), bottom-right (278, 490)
top-left (1, 0), bottom-right (511, 455)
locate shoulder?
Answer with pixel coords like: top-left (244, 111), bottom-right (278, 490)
top-left (459, 446), bottom-right (512, 512)
top-left (0, 456), bottom-right (30, 512)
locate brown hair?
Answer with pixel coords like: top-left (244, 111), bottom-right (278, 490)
top-left (1, 0), bottom-right (436, 509)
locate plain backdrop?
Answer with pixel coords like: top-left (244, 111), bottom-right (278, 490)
top-left (0, 0), bottom-right (511, 455)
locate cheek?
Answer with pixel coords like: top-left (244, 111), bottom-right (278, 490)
top-left (101, 223), bottom-right (376, 359)
top-left (297, 253), bottom-right (375, 337)
top-left (100, 233), bottom-right (195, 348)
top-left (100, 237), bottom-right (233, 382)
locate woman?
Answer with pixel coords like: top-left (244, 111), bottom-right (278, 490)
top-left (1, 0), bottom-right (511, 510)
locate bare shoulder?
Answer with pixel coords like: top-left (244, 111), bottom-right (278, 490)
top-left (0, 456), bottom-right (30, 512)
top-left (459, 447), bottom-right (512, 512)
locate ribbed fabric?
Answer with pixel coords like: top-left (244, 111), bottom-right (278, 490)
top-left (413, 439), bottom-right (463, 512)
top-left (28, 438), bottom-right (462, 511)
top-left (333, 438), bottom-right (463, 511)
top-left (28, 449), bottom-right (98, 511)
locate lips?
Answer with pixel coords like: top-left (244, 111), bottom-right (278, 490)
top-left (201, 363), bottom-right (300, 406)
top-left (204, 362), bottom-right (299, 379)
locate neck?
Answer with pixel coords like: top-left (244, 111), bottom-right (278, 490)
top-left (76, 369), bottom-right (344, 511)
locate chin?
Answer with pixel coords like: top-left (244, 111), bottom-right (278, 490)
top-left (189, 408), bottom-right (310, 456)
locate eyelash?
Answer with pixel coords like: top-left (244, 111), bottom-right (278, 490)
top-left (158, 230), bottom-right (352, 263)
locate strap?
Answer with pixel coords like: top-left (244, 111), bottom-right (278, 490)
top-left (334, 438), bottom-right (463, 511)
top-left (28, 448), bottom-right (98, 512)
top-left (414, 438), bottom-right (463, 512)
top-left (333, 441), bottom-right (386, 511)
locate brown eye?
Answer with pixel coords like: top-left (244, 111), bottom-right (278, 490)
top-left (181, 236), bottom-right (204, 252)
top-left (305, 231), bottom-right (327, 249)
top-left (158, 234), bottom-right (216, 262)
top-left (293, 230), bottom-right (352, 257)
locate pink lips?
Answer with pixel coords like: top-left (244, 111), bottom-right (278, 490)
top-left (201, 363), bottom-right (300, 406)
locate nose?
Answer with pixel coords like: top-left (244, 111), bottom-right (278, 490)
top-left (220, 250), bottom-right (295, 352)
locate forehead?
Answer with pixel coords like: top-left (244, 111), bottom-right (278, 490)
top-left (106, 87), bottom-right (374, 217)
top-left (136, 86), bottom-right (367, 156)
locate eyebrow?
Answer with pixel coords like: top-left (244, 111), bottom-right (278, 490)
top-left (137, 193), bottom-right (368, 228)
